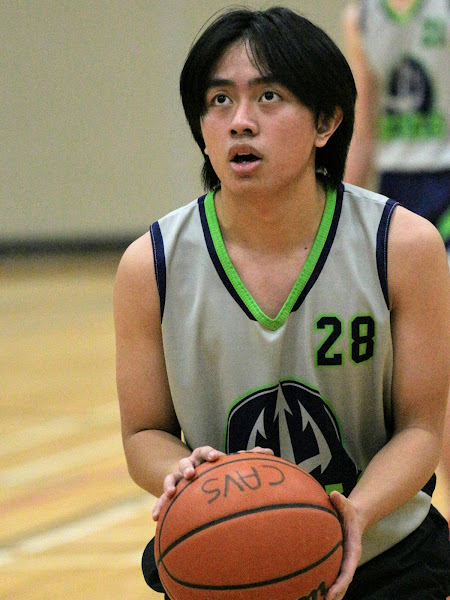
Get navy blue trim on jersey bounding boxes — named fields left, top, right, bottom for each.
left=292, top=183, right=344, bottom=312
left=150, top=221, right=166, bottom=322
left=376, top=199, right=398, bottom=309
left=198, top=194, right=257, bottom=321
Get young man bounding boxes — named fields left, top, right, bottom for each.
left=114, top=7, right=450, bottom=599
left=343, top=0, right=449, bottom=251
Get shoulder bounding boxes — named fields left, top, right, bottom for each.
left=389, top=206, right=447, bottom=265
left=116, top=233, right=154, bottom=287
left=388, top=206, right=449, bottom=309
left=114, top=232, right=159, bottom=326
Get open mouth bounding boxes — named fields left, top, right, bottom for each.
left=232, top=153, right=259, bottom=163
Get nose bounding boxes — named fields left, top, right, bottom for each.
left=230, top=100, right=258, bottom=136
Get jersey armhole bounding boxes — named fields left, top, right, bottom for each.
left=149, top=221, right=166, bottom=322
left=376, top=199, right=399, bottom=309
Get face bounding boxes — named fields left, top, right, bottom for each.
left=200, top=41, right=332, bottom=198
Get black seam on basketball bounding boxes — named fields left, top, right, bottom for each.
left=157, top=502, right=339, bottom=565
left=160, top=539, right=343, bottom=590
left=156, top=456, right=329, bottom=557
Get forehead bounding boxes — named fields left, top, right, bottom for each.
left=209, top=39, right=268, bottom=81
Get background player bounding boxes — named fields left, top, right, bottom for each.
left=343, top=0, right=449, bottom=253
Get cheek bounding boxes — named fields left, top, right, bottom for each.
left=277, top=127, right=317, bottom=158
left=201, top=112, right=221, bottom=137
left=272, top=112, right=317, bottom=145
left=201, top=119, right=219, bottom=154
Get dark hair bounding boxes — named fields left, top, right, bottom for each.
left=180, top=6, right=356, bottom=190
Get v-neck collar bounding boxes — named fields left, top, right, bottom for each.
left=382, top=0, right=423, bottom=24
left=199, top=186, right=342, bottom=331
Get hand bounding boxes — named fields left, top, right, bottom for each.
left=325, top=491, right=363, bottom=600
left=152, top=446, right=274, bottom=520
left=152, top=446, right=224, bottom=520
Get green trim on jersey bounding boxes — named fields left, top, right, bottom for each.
left=204, top=188, right=337, bottom=331
left=382, top=0, right=423, bottom=24
left=436, top=206, right=450, bottom=242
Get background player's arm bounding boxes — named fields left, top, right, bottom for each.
left=343, top=2, right=379, bottom=187
left=327, top=208, right=450, bottom=600
left=113, top=233, right=192, bottom=498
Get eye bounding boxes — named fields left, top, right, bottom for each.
left=260, top=91, right=280, bottom=103
left=211, top=93, right=231, bottom=106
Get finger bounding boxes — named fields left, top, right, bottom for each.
left=152, top=473, right=182, bottom=520
left=191, top=446, right=224, bottom=464
left=252, top=446, right=274, bottom=455
left=326, top=492, right=361, bottom=600
left=237, top=447, right=274, bottom=455
left=177, top=447, right=224, bottom=480
left=325, top=573, right=351, bottom=600
left=152, top=494, right=168, bottom=521
left=325, top=551, right=358, bottom=600
left=328, top=490, right=347, bottom=516
left=177, top=457, right=197, bottom=479
left=152, top=498, right=162, bottom=521
left=325, top=554, right=354, bottom=600
left=325, top=555, right=357, bottom=600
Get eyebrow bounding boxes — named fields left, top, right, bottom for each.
left=206, top=75, right=278, bottom=91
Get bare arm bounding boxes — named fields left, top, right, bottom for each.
left=343, top=2, right=379, bottom=187
left=327, top=209, right=450, bottom=600
left=114, top=235, right=274, bottom=518
left=113, top=233, right=192, bottom=498
left=350, top=208, right=449, bottom=526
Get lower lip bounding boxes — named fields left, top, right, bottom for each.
left=230, top=159, right=262, bottom=175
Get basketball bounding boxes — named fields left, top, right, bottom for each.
left=154, top=453, right=343, bottom=600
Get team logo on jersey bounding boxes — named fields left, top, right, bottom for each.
left=379, top=57, right=446, bottom=141
left=225, top=380, right=361, bottom=495
left=387, top=56, right=432, bottom=114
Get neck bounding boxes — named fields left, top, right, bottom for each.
left=214, top=177, right=328, bottom=254
left=387, top=0, right=417, bottom=13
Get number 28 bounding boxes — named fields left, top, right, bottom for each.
left=316, top=315, right=375, bottom=366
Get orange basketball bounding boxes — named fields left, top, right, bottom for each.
left=154, top=453, right=343, bottom=600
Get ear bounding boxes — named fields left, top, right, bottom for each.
left=204, top=147, right=209, bottom=156
left=315, top=107, right=343, bottom=148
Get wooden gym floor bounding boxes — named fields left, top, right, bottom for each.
left=1, top=252, right=448, bottom=600
left=0, top=253, right=160, bottom=600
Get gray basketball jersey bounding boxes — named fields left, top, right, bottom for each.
left=360, top=0, right=450, bottom=171
left=150, top=183, right=434, bottom=564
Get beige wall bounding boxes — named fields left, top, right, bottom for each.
left=2, top=1, right=349, bottom=243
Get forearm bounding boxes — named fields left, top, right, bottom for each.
left=349, top=425, right=442, bottom=533
left=123, top=429, right=192, bottom=497
left=344, top=136, right=375, bottom=188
